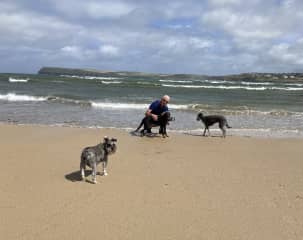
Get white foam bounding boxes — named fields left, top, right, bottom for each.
left=162, top=84, right=303, bottom=91
left=60, top=75, right=121, bottom=80
left=240, top=81, right=273, bottom=85
left=285, top=83, right=303, bottom=87
left=0, top=93, right=47, bottom=102
left=91, top=102, right=147, bottom=109
left=101, top=81, right=122, bottom=84
left=203, top=80, right=236, bottom=84
left=162, top=84, right=267, bottom=90
left=9, top=77, right=29, bottom=83
left=271, top=87, right=303, bottom=91
left=174, top=128, right=303, bottom=139
left=90, top=101, right=188, bottom=110
left=159, top=79, right=193, bottom=83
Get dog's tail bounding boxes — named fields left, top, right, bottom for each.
left=134, top=119, right=144, bottom=132
left=134, top=123, right=143, bottom=132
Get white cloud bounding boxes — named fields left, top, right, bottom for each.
left=53, top=0, right=135, bottom=19
left=202, top=9, right=282, bottom=40
left=269, top=40, right=303, bottom=65
left=209, top=0, right=242, bottom=7
left=86, top=1, right=135, bottom=18
left=99, top=45, right=119, bottom=56
left=0, top=0, right=303, bottom=74
left=60, top=46, right=87, bottom=60
left=0, top=11, right=82, bottom=44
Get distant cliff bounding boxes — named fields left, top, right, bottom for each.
left=38, top=67, right=303, bottom=81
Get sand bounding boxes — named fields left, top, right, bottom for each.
left=1, top=124, right=303, bottom=240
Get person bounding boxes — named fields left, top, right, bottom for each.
left=139, top=95, right=170, bottom=134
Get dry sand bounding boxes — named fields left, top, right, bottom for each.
left=1, top=124, right=303, bottom=240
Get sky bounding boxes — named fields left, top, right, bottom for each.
left=0, top=0, right=303, bottom=75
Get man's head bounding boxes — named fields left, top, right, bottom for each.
left=160, top=95, right=170, bottom=106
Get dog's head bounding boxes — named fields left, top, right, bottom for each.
left=161, top=111, right=175, bottom=125
left=103, top=136, right=117, bottom=154
left=196, top=112, right=203, bottom=121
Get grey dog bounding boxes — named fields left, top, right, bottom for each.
left=80, top=137, right=117, bottom=184
left=196, top=112, right=231, bottom=137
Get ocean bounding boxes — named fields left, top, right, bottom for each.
left=1, top=72, right=303, bottom=138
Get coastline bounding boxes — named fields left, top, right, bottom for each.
left=1, top=123, right=303, bottom=240
left=1, top=121, right=303, bottom=139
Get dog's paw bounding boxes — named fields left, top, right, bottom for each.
left=102, top=171, right=108, bottom=176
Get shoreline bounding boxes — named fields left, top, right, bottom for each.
left=1, top=121, right=303, bottom=139
left=1, top=123, right=303, bottom=239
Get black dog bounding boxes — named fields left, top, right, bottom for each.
left=196, top=112, right=231, bottom=137
left=80, top=137, right=117, bottom=184
left=134, top=111, right=174, bottom=137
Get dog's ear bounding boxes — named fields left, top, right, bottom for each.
left=197, top=112, right=202, bottom=121
left=104, top=136, right=109, bottom=143
left=111, top=138, right=117, bottom=142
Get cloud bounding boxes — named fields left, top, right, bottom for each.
left=53, top=0, right=135, bottom=19
left=99, top=45, right=119, bottom=56
left=0, top=0, right=303, bottom=74
left=269, top=39, right=303, bottom=65
left=202, top=8, right=283, bottom=40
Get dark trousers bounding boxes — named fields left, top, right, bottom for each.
left=143, top=116, right=160, bottom=133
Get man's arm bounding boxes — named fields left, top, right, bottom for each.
left=145, top=109, right=158, bottom=121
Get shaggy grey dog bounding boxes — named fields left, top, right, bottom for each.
left=80, top=137, right=117, bottom=184
left=196, top=112, right=231, bottom=137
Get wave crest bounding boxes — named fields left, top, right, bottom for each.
left=0, top=93, right=46, bottom=102
left=9, top=77, right=29, bottom=83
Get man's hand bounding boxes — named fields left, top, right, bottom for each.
left=151, top=114, right=158, bottom=121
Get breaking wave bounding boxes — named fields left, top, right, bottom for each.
left=60, top=75, right=122, bottom=80
left=0, top=93, right=46, bottom=101
left=91, top=102, right=188, bottom=110
left=162, top=84, right=303, bottom=91
left=159, top=79, right=193, bottom=83
left=1, top=93, right=302, bottom=118
left=9, top=77, right=29, bottom=83
left=101, top=81, right=122, bottom=84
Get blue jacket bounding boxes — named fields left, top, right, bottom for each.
left=149, top=100, right=168, bottom=115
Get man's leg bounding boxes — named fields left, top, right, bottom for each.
left=143, top=116, right=153, bottom=133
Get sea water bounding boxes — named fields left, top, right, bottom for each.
left=0, top=73, right=303, bottom=138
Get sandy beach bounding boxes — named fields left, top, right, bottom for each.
left=1, top=124, right=303, bottom=240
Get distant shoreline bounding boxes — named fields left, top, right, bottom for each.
left=37, top=66, right=303, bottom=82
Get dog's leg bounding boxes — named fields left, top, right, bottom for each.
left=203, top=127, right=207, bottom=136
left=159, top=125, right=164, bottom=137
left=102, top=161, right=108, bottom=176
left=221, top=127, right=226, bottom=138
left=92, top=162, right=97, bottom=184
left=80, top=160, right=86, bottom=180
left=219, top=122, right=227, bottom=138
left=163, top=125, right=168, bottom=138
left=207, top=127, right=211, bottom=136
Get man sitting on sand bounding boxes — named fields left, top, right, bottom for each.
left=135, top=95, right=170, bottom=134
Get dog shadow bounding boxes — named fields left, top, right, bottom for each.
left=65, top=170, right=93, bottom=182
left=65, top=170, right=84, bottom=182
left=184, top=132, right=225, bottom=138
left=65, top=170, right=107, bottom=184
